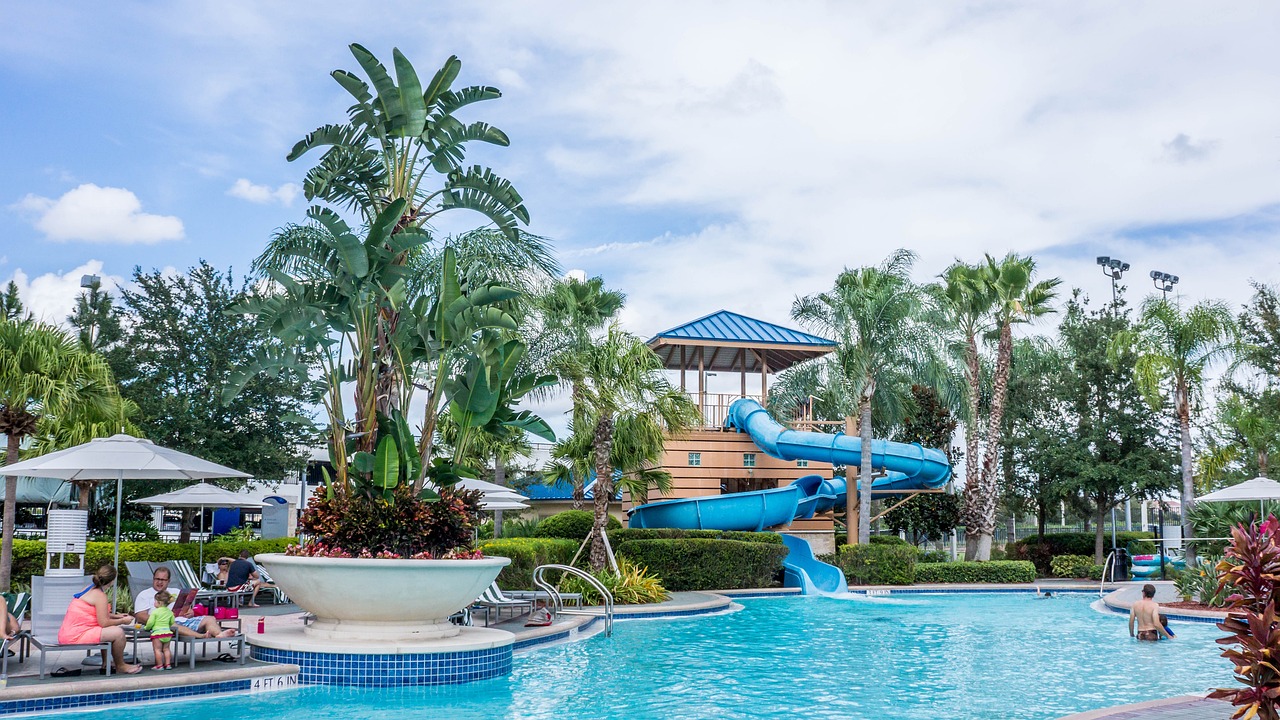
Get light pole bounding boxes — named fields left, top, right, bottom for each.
left=1096, top=256, right=1129, bottom=306
left=1149, top=270, right=1179, bottom=301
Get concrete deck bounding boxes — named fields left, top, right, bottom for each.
left=1100, top=581, right=1227, bottom=622
left=1057, top=695, right=1233, bottom=719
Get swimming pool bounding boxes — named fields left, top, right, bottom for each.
left=46, top=593, right=1229, bottom=720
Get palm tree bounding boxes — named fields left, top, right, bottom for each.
left=536, top=276, right=625, bottom=505
left=556, top=324, right=699, bottom=569
left=544, top=404, right=683, bottom=511
left=790, top=249, right=946, bottom=546
left=0, top=320, right=120, bottom=590
left=1118, top=297, right=1237, bottom=563
left=933, top=261, right=996, bottom=546
left=964, top=253, right=1060, bottom=560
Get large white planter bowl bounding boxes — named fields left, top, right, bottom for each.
left=256, top=553, right=510, bottom=641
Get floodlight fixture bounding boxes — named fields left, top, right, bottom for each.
left=1151, top=269, right=1180, bottom=299
left=1096, top=255, right=1129, bottom=305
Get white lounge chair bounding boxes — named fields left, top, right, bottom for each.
left=20, top=575, right=115, bottom=679
left=473, top=583, right=534, bottom=625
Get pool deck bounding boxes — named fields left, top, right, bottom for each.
left=1057, top=695, right=1233, bottom=719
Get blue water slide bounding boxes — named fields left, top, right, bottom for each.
left=626, top=399, right=952, bottom=594
left=627, top=485, right=801, bottom=532
left=725, top=399, right=951, bottom=491
left=781, top=534, right=849, bottom=594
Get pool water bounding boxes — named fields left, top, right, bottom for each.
left=55, top=594, right=1229, bottom=720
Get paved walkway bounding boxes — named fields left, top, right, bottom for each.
left=1058, top=695, right=1233, bottom=719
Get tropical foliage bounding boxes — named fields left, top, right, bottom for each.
left=1115, top=297, right=1237, bottom=563
left=0, top=319, right=130, bottom=590
left=1209, top=516, right=1280, bottom=718
left=230, top=45, right=555, bottom=557
left=779, top=249, right=947, bottom=545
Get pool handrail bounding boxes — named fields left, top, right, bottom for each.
left=533, top=564, right=613, bottom=637
left=1099, top=550, right=1117, bottom=596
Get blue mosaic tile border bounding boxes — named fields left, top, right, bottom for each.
left=0, top=679, right=248, bottom=717
left=250, top=645, right=512, bottom=686
left=717, top=590, right=802, bottom=599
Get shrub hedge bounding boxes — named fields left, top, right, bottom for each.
left=919, top=550, right=950, bottom=564
left=10, top=538, right=298, bottom=587
left=615, top=538, right=789, bottom=591
left=1049, top=554, right=1096, bottom=579
left=836, top=544, right=917, bottom=585
left=915, top=560, right=1036, bottom=584
left=1012, top=532, right=1154, bottom=573
left=869, top=535, right=911, bottom=546
left=609, top=528, right=783, bottom=545
left=478, top=537, right=579, bottom=589
left=532, top=510, right=621, bottom=540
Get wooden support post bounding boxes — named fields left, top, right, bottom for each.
left=739, top=348, right=746, bottom=397
left=698, top=347, right=706, bottom=423
left=871, top=493, right=921, bottom=524
left=680, top=346, right=686, bottom=391
left=760, top=352, right=768, bottom=402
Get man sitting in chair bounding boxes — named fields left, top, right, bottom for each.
left=133, top=567, right=235, bottom=639
left=226, top=550, right=277, bottom=608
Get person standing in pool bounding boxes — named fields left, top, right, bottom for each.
left=1129, top=584, right=1173, bottom=642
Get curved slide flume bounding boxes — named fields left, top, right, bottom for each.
left=628, top=399, right=953, bottom=595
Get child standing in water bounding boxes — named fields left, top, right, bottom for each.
left=145, top=591, right=176, bottom=669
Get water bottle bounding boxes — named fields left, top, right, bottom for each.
left=257, top=616, right=265, bottom=634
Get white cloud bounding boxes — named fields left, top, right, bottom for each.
left=5, top=260, right=124, bottom=326
left=227, top=178, right=301, bottom=206
left=15, top=184, right=184, bottom=244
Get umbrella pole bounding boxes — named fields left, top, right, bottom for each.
left=112, top=470, right=122, bottom=612
left=199, top=504, right=204, bottom=574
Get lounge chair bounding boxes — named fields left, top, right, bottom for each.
left=506, top=589, right=583, bottom=608
left=473, top=583, right=534, bottom=625
left=154, top=560, right=239, bottom=607
left=2, top=591, right=30, bottom=663
left=14, top=575, right=115, bottom=679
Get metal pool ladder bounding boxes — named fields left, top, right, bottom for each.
left=1099, top=550, right=1117, bottom=596
left=533, top=564, right=614, bottom=637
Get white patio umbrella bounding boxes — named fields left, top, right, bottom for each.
left=133, top=483, right=265, bottom=571
left=478, top=496, right=530, bottom=539
left=1196, top=476, right=1280, bottom=515
left=0, top=435, right=250, bottom=599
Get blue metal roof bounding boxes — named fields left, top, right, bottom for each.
left=520, top=474, right=622, bottom=501
left=651, top=310, right=834, bottom=347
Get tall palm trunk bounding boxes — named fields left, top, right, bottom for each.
left=969, top=322, right=1014, bottom=561
left=858, top=389, right=874, bottom=545
left=1177, top=384, right=1196, bottom=565
left=1, top=432, right=20, bottom=591
left=75, top=481, right=93, bottom=511
left=960, top=332, right=985, bottom=557
left=589, top=414, right=615, bottom=571
left=570, top=381, right=587, bottom=510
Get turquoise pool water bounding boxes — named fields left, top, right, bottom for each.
left=55, top=594, right=1228, bottom=720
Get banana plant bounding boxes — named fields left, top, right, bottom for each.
left=288, top=44, right=529, bottom=243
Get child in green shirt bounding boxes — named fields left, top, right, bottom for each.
left=145, top=590, right=176, bottom=670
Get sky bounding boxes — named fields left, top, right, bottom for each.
left=3, top=1, right=1279, bottom=434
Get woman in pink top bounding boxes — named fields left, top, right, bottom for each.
left=58, top=565, right=142, bottom=674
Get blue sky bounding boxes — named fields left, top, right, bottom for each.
left=3, top=0, right=1279, bottom=351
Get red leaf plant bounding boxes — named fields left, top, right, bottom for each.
left=1209, top=515, right=1280, bottom=719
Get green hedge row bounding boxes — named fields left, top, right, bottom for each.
left=615, top=538, right=789, bottom=591
left=532, top=510, right=622, bottom=540
left=478, top=537, right=580, bottom=589
left=836, top=544, right=917, bottom=585
left=915, top=560, right=1037, bottom=583
left=10, top=538, right=298, bottom=588
left=1049, top=554, right=1096, bottom=579
left=1011, top=532, right=1155, bottom=573
left=609, top=528, right=783, bottom=545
